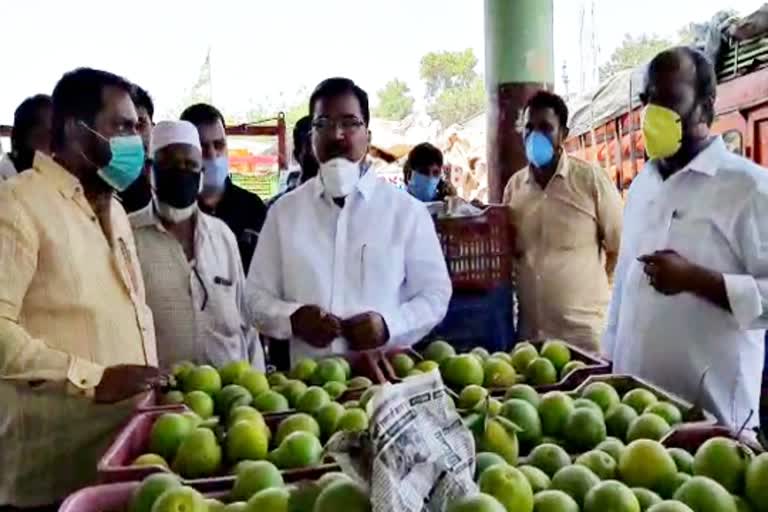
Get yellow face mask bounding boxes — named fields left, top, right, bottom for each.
left=642, top=104, right=683, bottom=159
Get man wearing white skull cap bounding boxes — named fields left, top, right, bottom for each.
left=130, top=120, right=264, bottom=370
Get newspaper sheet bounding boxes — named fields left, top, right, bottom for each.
left=325, top=370, right=477, bottom=512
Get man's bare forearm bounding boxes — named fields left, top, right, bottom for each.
left=688, top=264, right=731, bottom=312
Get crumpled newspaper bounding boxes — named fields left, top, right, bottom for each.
left=325, top=371, right=478, bottom=512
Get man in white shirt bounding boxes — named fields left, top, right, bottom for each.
left=604, top=47, right=768, bottom=430
left=0, top=94, right=52, bottom=180
left=131, top=121, right=264, bottom=370
left=246, top=77, right=452, bottom=363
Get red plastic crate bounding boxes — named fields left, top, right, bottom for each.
left=573, top=374, right=718, bottom=428
left=62, top=465, right=341, bottom=512
left=135, top=390, right=191, bottom=413
left=139, top=352, right=385, bottom=414
left=97, top=410, right=339, bottom=485
left=380, top=342, right=610, bottom=393
left=436, top=205, right=515, bottom=291
left=662, top=425, right=764, bottom=454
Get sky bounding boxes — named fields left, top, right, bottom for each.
left=0, top=0, right=765, bottom=126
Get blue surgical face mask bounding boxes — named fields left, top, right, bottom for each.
left=79, top=122, right=145, bottom=192
left=525, top=130, right=555, bottom=168
left=407, top=171, right=440, bottom=202
left=202, top=155, right=229, bottom=192
left=98, top=136, right=145, bottom=191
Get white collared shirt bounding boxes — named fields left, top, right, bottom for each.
left=604, top=136, right=768, bottom=429
left=0, top=153, right=17, bottom=180
left=131, top=206, right=264, bottom=370
left=245, top=166, right=452, bottom=364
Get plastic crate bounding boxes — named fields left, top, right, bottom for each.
left=98, top=410, right=339, bottom=485
left=378, top=348, right=423, bottom=383
left=135, top=390, right=190, bottom=413
left=573, top=374, right=718, bottom=427
left=61, top=465, right=340, bottom=512
left=436, top=205, right=514, bottom=291
left=483, top=341, right=610, bottom=394
left=430, top=286, right=515, bottom=353
left=662, top=425, right=764, bottom=454
left=141, top=352, right=385, bottom=416
left=381, top=342, right=609, bottom=393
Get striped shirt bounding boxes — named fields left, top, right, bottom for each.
left=131, top=206, right=264, bottom=370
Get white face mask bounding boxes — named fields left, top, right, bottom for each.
left=154, top=198, right=197, bottom=223
left=319, top=157, right=362, bottom=198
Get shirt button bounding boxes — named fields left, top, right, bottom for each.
left=80, top=378, right=88, bottom=385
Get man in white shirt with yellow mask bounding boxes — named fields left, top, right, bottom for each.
left=246, top=77, right=452, bottom=364
left=131, top=120, right=264, bottom=370
left=604, top=47, right=768, bottom=431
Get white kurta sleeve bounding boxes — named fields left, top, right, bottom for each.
left=245, top=210, right=303, bottom=340
left=232, top=236, right=265, bottom=370
left=384, top=206, right=452, bottom=347
left=725, top=186, right=768, bottom=330
left=602, top=252, right=627, bottom=361
left=601, top=187, right=639, bottom=361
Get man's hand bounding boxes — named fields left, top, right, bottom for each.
left=290, top=305, right=342, bottom=348
left=638, top=250, right=697, bottom=295
left=95, top=364, right=167, bottom=404
left=343, top=312, right=389, bottom=351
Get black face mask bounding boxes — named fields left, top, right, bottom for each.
left=153, top=168, right=201, bottom=208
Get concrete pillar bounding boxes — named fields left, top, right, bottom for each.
left=485, top=0, right=554, bottom=202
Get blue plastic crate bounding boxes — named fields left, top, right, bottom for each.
left=429, top=286, right=515, bottom=353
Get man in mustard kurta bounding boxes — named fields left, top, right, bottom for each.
left=504, top=91, right=623, bottom=353
left=0, top=68, right=162, bottom=509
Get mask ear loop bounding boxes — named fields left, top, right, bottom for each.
left=76, top=120, right=110, bottom=168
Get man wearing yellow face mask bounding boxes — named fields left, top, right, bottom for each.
left=603, top=47, right=768, bottom=432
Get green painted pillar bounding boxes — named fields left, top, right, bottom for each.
left=485, top=0, right=554, bottom=202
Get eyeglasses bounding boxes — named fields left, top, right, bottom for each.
left=312, top=116, right=365, bottom=133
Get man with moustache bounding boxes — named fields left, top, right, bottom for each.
left=245, top=77, right=452, bottom=364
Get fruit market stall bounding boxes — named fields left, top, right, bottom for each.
left=61, top=337, right=768, bottom=512
left=69, top=365, right=768, bottom=512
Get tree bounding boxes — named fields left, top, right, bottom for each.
left=421, top=49, right=479, bottom=98
left=599, top=34, right=673, bottom=81
left=375, top=79, right=414, bottom=121
left=599, top=10, right=740, bottom=83
left=420, top=48, right=486, bottom=128
left=428, top=78, right=485, bottom=128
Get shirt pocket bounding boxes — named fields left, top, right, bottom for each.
left=667, top=212, right=735, bottom=269
left=204, top=274, right=243, bottom=338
